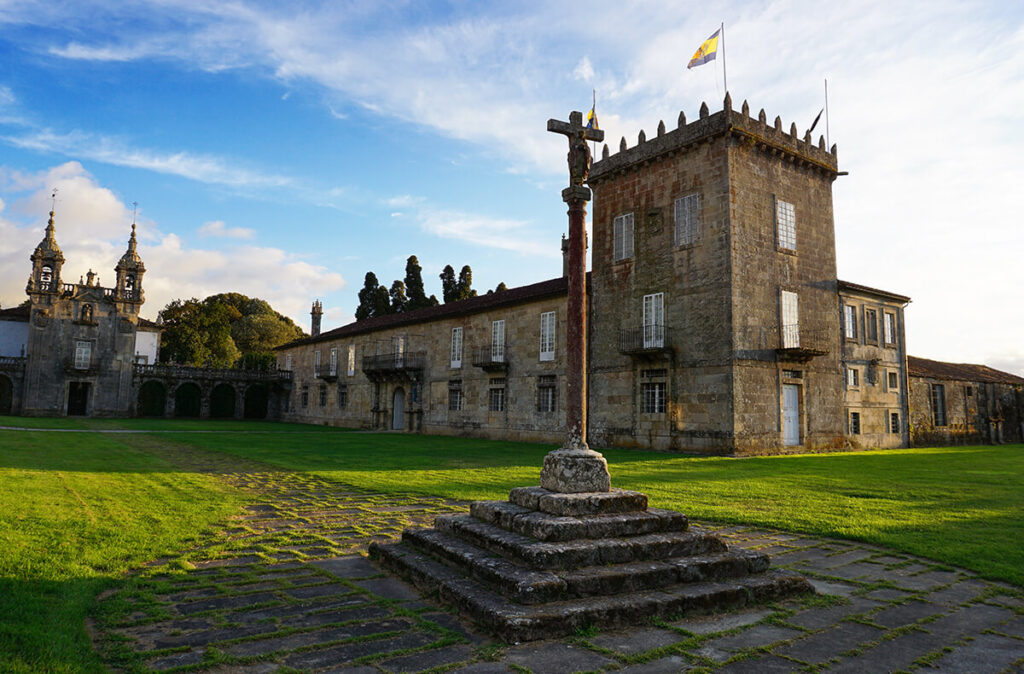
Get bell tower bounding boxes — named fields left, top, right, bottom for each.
left=115, top=222, right=146, bottom=314
left=26, top=205, right=65, bottom=301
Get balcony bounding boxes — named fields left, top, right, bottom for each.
left=775, top=324, right=830, bottom=362
left=362, top=351, right=426, bottom=380
left=619, top=324, right=673, bottom=358
left=472, top=345, right=508, bottom=372
left=133, top=363, right=293, bottom=383
left=0, top=356, right=26, bottom=372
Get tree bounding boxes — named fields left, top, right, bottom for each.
left=389, top=280, right=408, bottom=313
left=494, top=282, right=508, bottom=293
left=439, top=265, right=457, bottom=304
left=356, top=272, right=384, bottom=320
left=403, top=255, right=436, bottom=311
left=456, top=265, right=477, bottom=301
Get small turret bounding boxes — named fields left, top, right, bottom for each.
left=115, top=222, right=146, bottom=305
left=310, top=299, right=323, bottom=337
left=27, top=207, right=65, bottom=295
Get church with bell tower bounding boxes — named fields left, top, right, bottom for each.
left=0, top=207, right=161, bottom=416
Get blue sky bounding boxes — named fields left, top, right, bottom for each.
left=1, top=0, right=1022, bottom=374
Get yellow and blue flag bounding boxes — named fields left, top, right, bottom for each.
left=687, top=29, right=720, bottom=70
left=586, top=106, right=599, bottom=131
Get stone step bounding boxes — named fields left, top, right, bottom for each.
left=509, top=486, right=648, bottom=517
left=469, top=500, right=688, bottom=542
left=434, top=514, right=727, bottom=570
left=369, top=540, right=813, bottom=643
left=403, top=526, right=767, bottom=604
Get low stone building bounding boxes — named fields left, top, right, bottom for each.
left=908, top=356, right=1024, bottom=445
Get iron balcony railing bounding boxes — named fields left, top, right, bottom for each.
left=133, top=364, right=293, bottom=381
left=362, top=351, right=426, bottom=373
left=0, top=356, right=26, bottom=371
left=618, top=324, right=672, bottom=354
left=471, top=344, right=508, bottom=368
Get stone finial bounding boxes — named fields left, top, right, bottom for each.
left=758, top=109, right=767, bottom=124
left=638, top=129, right=646, bottom=144
left=830, top=143, right=838, bottom=156
left=723, top=91, right=732, bottom=111
left=602, top=144, right=610, bottom=159
left=620, top=136, right=627, bottom=152
left=790, top=122, right=798, bottom=137
left=699, top=101, right=709, bottom=118
left=741, top=100, right=750, bottom=117
left=774, top=116, right=782, bottom=131
left=818, top=136, right=825, bottom=150
left=677, top=110, right=686, bottom=127
left=803, top=130, right=811, bottom=143
left=657, top=120, right=665, bottom=136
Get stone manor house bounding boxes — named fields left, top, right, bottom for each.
left=275, top=96, right=1023, bottom=452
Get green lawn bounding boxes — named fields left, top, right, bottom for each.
left=1, top=418, right=1022, bottom=671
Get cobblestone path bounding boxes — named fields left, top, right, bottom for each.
left=95, top=439, right=1024, bottom=673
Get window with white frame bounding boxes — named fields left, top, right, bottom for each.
left=285, top=354, right=293, bottom=371
left=844, top=305, right=858, bottom=340
left=314, top=350, right=321, bottom=377
left=776, top=198, right=796, bottom=250
left=613, top=213, right=634, bottom=261
left=537, top=375, right=557, bottom=412
left=642, top=382, right=667, bottom=414
left=642, top=293, right=665, bottom=348
left=448, top=380, right=463, bottom=411
left=74, top=341, right=91, bottom=370
left=329, top=348, right=338, bottom=376
left=347, top=345, right=355, bottom=376
left=884, top=312, right=897, bottom=345
left=780, top=290, right=799, bottom=348
left=489, top=378, right=506, bottom=412
left=846, top=366, right=860, bottom=387
left=491, top=320, right=505, bottom=362
left=673, top=194, right=699, bottom=246
left=539, top=311, right=555, bottom=361
left=450, top=327, right=463, bottom=368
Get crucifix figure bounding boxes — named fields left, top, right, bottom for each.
left=541, top=111, right=610, bottom=494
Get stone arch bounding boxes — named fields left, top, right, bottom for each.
left=0, top=374, right=12, bottom=415
left=137, top=380, right=166, bottom=417
left=174, top=382, right=202, bottom=418
left=210, top=383, right=236, bottom=419
left=244, top=384, right=269, bottom=419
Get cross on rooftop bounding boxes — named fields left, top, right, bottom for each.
left=547, top=111, right=604, bottom=187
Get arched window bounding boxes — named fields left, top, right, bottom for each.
left=40, top=265, right=53, bottom=285
left=125, top=274, right=135, bottom=292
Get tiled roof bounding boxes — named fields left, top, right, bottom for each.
left=139, top=317, right=161, bottom=330
left=0, top=305, right=29, bottom=320
left=838, top=280, right=911, bottom=303
left=908, top=356, right=1024, bottom=385
left=278, top=274, right=579, bottom=350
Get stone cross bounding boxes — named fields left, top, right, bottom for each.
left=540, top=112, right=611, bottom=494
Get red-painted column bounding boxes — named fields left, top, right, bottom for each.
left=563, top=186, right=589, bottom=449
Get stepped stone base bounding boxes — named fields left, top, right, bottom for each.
left=369, top=486, right=813, bottom=643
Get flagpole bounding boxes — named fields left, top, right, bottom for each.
left=592, top=88, right=597, bottom=158
left=824, top=78, right=830, bottom=148
left=720, top=22, right=728, bottom=93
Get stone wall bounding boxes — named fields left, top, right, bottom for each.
left=909, top=376, right=1023, bottom=446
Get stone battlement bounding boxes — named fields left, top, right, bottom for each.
left=589, top=92, right=838, bottom=182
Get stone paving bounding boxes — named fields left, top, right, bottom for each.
left=94, top=442, right=1024, bottom=673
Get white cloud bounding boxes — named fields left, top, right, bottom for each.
left=573, top=56, right=594, bottom=83
left=198, top=220, right=255, bottom=239
left=418, top=208, right=556, bottom=258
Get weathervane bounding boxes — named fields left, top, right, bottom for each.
left=132, top=201, right=138, bottom=225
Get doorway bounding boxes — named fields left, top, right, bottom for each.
left=392, top=388, right=405, bottom=430
left=782, top=383, right=800, bottom=446
left=68, top=382, right=90, bottom=416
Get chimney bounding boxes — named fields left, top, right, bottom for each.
left=310, top=299, right=323, bottom=337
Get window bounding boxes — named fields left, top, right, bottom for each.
left=74, top=341, right=91, bottom=370
left=539, top=312, right=556, bottom=361
left=642, top=382, right=667, bottom=414
left=338, top=384, right=348, bottom=408
left=930, top=384, right=947, bottom=426
left=491, top=320, right=505, bottom=363
left=966, top=386, right=973, bottom=397
left=849, top=411, right=861, bottom=434
left=411, top=382, right=421, bottom=403
left=394, top=336, right=405, bottom=367
left=489, top=380, right=506, bottom=412
left=865, top=308, right=878, bottom=342
left=776, top=198, right=796, bottom=250
left=329, top=348, right=338, bottom=376
left=642, top=293, right=665, bottom=348
left=301, top=385, right=309, bottom=408
left=781, top=290, right=799, bottom=348
left=884, top=313, right=897, bottom=345
left=40, top=265, right=53, bottom=284
left=846, top=366, right=859, bottom=387
left=314, top=350, right=321, bottom=377
left=319, top=384, right=327, bottom=407
left=782, top=369, right=803, bottom=378
left=347, top=345, right=355, bottom=376
left=844, top=305, right=858, bottom=340
left=613, top=213, right=634, bottom=261
left=448, top=380, right=463, bottom=411
left=887, top=371, right=899, bottom=391
left=285, top=354, right=293, bottom=371
left=890, top=412, right=900, bottom=434
left=537, top=375, right=557, bottom=413
left=674, top=194, right=699, bottom=246
left=450, top=327, right=463, bottom=368
left=134, top=354, right=148, bottom=365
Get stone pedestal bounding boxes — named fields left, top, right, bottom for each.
left=539, top=448, right=610, bottom=493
